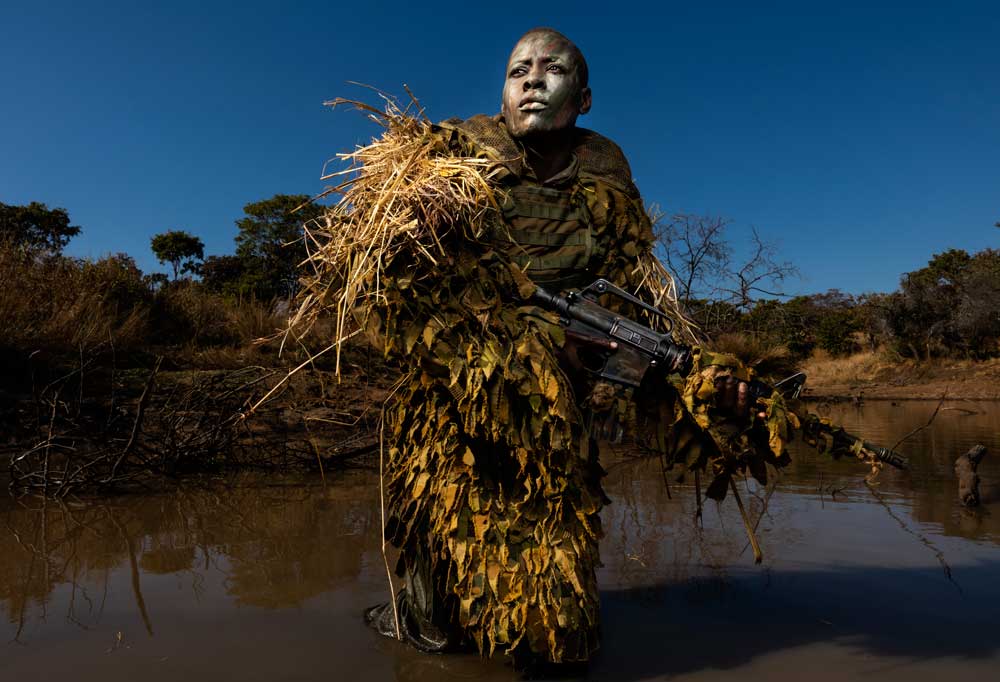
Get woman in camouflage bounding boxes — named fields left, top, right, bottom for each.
left=360, top=28, right=774, bottom=667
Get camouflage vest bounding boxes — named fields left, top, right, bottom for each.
left=439, top=115, right=639, bottom=292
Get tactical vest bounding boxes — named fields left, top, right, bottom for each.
left=439, top=115, right=639, bottom=293
left=495, top=182, right=596, bottom=291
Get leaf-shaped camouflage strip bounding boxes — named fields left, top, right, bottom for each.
left=371, top=259, right=605, bottom=662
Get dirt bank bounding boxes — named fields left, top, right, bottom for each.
left=799, top=352, right=1000, bottom=400
left=0, top=342, right=396, bottom=495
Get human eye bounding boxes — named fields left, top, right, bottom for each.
left=546, top=63, right=565, bottom=74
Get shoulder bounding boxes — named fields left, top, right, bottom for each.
left=436, top=116, right=642, bottom=198
left=572, top=128, right=640, bottom=199
left=434, top=114, right=522, bottom=170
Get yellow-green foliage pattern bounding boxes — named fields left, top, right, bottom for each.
left=300, top=104, right=805, bottom=663
left=359, top=120, right=684, bottom=661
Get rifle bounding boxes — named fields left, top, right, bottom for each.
left=531, top=278, right=909, bottom=470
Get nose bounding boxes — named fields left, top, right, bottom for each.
left=523, top=66, right=546, bottom=90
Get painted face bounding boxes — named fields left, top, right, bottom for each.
left=501, top=32, right=591, bottom=139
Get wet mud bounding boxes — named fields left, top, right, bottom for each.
left=2, top=401, right=999, bottom=681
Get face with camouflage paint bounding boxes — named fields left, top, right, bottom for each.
left=502, top=31, right=592, bottom=139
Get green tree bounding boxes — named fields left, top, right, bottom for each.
left=791, top=290, right=861, bottom=357
left=200, top=254, right=251, bottom=295
left=151, top=230, right=204, bottom=280
left=742, top=296, right=815, bottom=358
left=0, top=201, right=81, bottom=254
left=952, top=249, right=1000, bottom=356
left=80, top=253, right=151, bottom=313
left=877, top=248, right=1000, bottom=358
left=234, top=194, right=324, bottom=298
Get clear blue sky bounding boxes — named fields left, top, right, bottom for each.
left=2, top=0, right=997, bottom=296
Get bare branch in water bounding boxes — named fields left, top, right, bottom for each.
left=891, top=391, right=948, bottom=451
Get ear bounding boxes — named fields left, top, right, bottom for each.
left=579, top=87, right=592, bottom=115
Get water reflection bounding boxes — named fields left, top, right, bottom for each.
left=1, top=401, right=999, bottom=681
left=787, top=400, right=1000, bottom=542
left=1, top=472, right=379, bottom=644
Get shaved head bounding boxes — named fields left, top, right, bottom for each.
left=502, top=28, right=592, bottom=139
left=515, top=28, right=589, bottom=89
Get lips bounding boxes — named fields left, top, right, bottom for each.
left=519, top=98, right=547, bottom=111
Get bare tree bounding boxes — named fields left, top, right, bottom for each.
left=652, top=209, right=797, bottom=312
left=719, top=227, right=799, bottom=310
left=651, top=210, right=731, bottom=306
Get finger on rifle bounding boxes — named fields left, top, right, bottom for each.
left=714, top=375, right=736, bottom=412
left=736, top=380, right=749, bottom=417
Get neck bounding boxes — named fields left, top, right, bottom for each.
left=518, top=127, right=576, bottom=182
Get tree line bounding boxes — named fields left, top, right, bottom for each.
left=657, top=214, right=1000, bottom=361
left=147, top=194, right=325, bottom=299
left=3, top=199, right=997, bottom=361
left=0, top=195, right=323, bottom=357
left=1, top=194, right=323, bottom=299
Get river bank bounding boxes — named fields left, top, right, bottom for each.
left=0, top=340, right=393, bottom=496
left=800, top=351, right=1000, bottom=400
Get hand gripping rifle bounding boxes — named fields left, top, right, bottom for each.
left=531, top=278, right=908, bottom=470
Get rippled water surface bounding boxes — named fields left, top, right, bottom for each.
left=2, top=400, right=999, bottom=681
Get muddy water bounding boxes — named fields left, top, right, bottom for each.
left=2, top=401, right=999, bottom=681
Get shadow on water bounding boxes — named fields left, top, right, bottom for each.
left=594, top=561, right=1000, bottom=681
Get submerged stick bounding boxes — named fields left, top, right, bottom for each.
left=109, top=511, right=154, bottom=636
left=730, top=477, right=763, bottom=564
left=378, top=407, right=402, bottom=641
left=739, top=468, right=781, bottom=558
left=658, top=452, right=672, bottom=500
left=693, top=468, right=703, bottom=524
left=891, top=391, right=947, bottom=451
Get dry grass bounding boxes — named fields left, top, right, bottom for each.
left=155, top=283, right=287, bottom=348
left=800, top=349, right=896, bottom=388
left=800, top=348, right=1000, bottom=399
left=0, top=242, right=149, bottom=352
left=291, top=94, right=506, bottom=374
left=0, top=240, right=300, bottom=367
left=635, top=252, right=696, bottom=342
left=709, top=332, right=798, bottom=381
left=291, top=92, right=692, bottom=372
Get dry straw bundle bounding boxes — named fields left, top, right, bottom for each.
left=290, top=93, right=508, bottom=373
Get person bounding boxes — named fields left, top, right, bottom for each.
left=364, top=27, right=759, bottom=668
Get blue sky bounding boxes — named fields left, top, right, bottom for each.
left=2, top=1, right=997, bottom=296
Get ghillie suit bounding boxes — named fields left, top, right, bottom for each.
left=294, top=98, right=883, bottom=665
